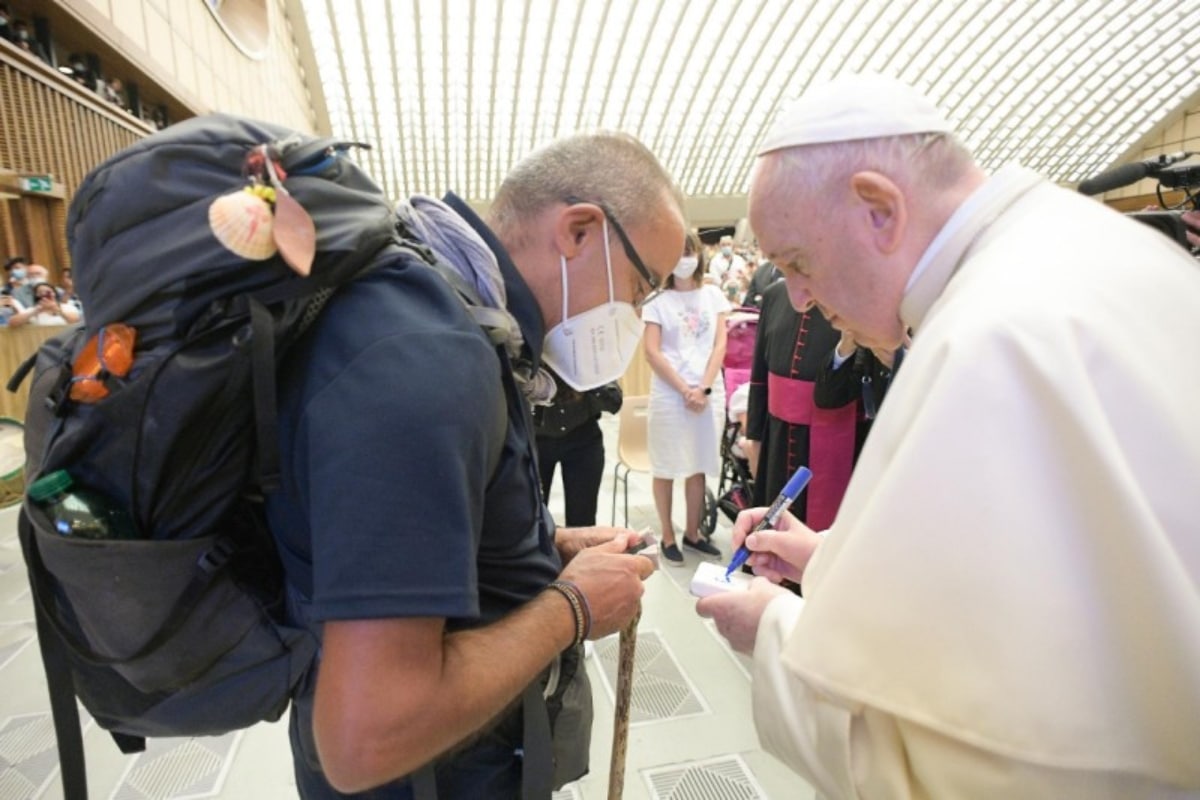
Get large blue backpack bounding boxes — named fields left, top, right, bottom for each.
left=13, top=114, right=464, bottom=799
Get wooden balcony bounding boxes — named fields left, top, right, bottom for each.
left=0, top=39, right=154, bottom=272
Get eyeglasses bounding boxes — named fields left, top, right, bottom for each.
left=564, top=196, right=664, bottom=308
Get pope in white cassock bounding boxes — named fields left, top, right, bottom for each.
left=697, top=73, right=1200, bottom=799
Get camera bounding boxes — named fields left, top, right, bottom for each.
left=1158, top=164, right=1200, bottom=191
left=1128, top=211, right=1193, bottom=251
left=1079, top=156, right=1199, bottom=246
left=1130, top=163, right=1200, bottom=253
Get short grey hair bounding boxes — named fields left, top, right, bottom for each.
left=488, top=132, right=684, bottom=250
left=756, top=132, right=977, bottom=210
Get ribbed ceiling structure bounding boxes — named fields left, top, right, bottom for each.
left=301, top=0, right=1200, bottom=207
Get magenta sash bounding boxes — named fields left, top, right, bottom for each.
left=766, top=372, right=857, bottom=530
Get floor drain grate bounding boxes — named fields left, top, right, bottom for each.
left=0, top=713, right=60, bottom=799
left=0, top=621, right=36, bottom=672
left=644, top=755, right=766, bottom=800
left=112, top=732, right=241, bottom=799
left=594, top=630, right=707, bottom=723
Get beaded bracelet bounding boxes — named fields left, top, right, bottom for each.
left=568, top=580, right=593, bottom=641
left=547, top=579, right=592, bottom=648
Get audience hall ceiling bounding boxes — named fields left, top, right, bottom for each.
left=300, top=0, right=1200, bottom=206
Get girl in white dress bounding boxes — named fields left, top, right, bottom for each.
left=642, top=233, right=730, bottom=564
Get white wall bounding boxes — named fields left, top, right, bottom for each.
left=57, top=0, right=320, bottom=134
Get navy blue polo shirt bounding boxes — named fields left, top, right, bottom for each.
left=267, top=227, right=560, bottom=629
left=265, top=198, right=570, bottom=798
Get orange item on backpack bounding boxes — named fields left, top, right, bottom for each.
left=69, top=323, right=137, bottom=403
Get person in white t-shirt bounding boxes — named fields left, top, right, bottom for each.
left=708, top=234, right=747, bottom=286
left=8, top=281, right=80, bottom=327
left=642, top=232, right=731, bottom=564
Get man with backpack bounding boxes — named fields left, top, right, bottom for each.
left=265, top=132, right=684, bottom=797
left=19, top=117, right=680, bottom=800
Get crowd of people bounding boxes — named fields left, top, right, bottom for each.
left=700, top=235, right=777, bottom=308
left=0, top=3, right=46, bottom=63
left=0, top=255, right=82, bottom=326
left=0, top=2, right=168, bottom=129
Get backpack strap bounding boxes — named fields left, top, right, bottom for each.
left=411, top=764, right=438, bottom=800
left=521, top=681, right=554, bottom=799
left=490, top=336, right=562, bottom=799
left=402, top=670, right=559, bottom=800
left=398, top=240, right=513, bottom=347
left=6, top=325, right=83, bottom=410
left=19, top=509, right=90, bottom=800
left=239, top=282, right=340, bottom=495
left=249, top=297, right=281, bottom=492
left=6, top=349, right=39, bottom=393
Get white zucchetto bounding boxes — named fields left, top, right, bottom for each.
left=758, top=73, right=953, bottom=155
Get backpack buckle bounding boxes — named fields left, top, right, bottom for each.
left=197, top=538, right=236, bottom=575
left=45, top=365, right=74, bottom=416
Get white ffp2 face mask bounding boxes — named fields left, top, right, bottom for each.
left=542, top=218, right=645, bottom=391
left=673, top=256, right=699, bottom=279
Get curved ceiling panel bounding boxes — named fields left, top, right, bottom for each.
left=301, top=0, right=1200, bottom=207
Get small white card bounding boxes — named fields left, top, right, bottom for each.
left=689, top=561, right=754, bottom=598
left=628, top=530, right=659, bottom=569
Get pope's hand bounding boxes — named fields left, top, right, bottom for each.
left=730, top=507, right=823, bottom=585
left=696, top=577, right=786, bottom=654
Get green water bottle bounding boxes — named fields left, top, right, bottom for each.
left=28, top=470, right=138, bottom=540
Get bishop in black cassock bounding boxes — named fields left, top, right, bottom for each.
left=746, top=281, right=857, bottom=530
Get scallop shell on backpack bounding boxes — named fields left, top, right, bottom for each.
left=208, top=190, right=278, bottom=260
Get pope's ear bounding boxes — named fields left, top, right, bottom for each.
left=849, top=171, right=906, bottom=254
left=554, top=202, right=605, bottom=260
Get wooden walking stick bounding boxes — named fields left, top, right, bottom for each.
left=608, top=604, right=641, bottom=800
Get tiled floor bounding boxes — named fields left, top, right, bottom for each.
left=0, top=414, right=815, bottom=799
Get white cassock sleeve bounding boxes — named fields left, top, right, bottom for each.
left=751, top=597, right=1200, bottom=800
left=752, top=594, right=859, bottom=798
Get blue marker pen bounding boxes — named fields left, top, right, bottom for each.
left=724, top=465, right=812, bottom=579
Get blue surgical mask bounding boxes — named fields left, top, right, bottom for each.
left=10, top=268, right=26, bottom=281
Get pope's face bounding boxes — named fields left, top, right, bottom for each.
left=749, top=158, right=908, bottom=351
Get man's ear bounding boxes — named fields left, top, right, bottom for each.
left=849, top=171, right=907, bottom=255
left=554, top=202, right=605, bottom=260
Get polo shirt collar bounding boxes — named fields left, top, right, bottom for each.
left=442, top=192, right=545, bottom=367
